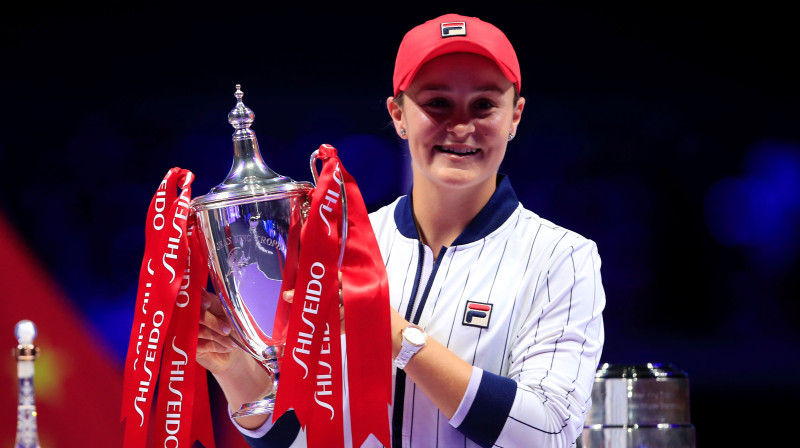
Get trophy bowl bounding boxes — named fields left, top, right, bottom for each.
left=191, top=85, right=314, bottom=418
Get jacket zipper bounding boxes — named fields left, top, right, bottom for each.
left=391, top=243, right=448, bottom=447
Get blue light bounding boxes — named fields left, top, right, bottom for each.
left=705, top=141, right=800, bottom=270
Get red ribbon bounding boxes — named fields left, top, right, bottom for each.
left=339, top=152, right=393, bottom=448
left=121, top=168, right=215, bottom=448
left=274, top=144, right=391, bottom=447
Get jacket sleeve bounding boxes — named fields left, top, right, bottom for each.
left=454, top=236, right=606, bottom=447
left=234, top=410, right=302, bottom=448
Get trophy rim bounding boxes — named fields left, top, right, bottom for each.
left=191, top=182, right=313, bottom=211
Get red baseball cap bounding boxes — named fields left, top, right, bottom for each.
left=392, top=13, right=521, bottom=96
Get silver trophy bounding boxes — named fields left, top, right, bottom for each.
left=14, top=320, right=41, bottom=448
left=192, top=85, right=345, bottom=418
left=580, top=362, right=696, bottom=448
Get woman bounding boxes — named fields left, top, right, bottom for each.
left=198, top=13, right=606, bottom=448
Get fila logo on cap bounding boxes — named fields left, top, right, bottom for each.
left=463, top=301, right=492, bottom=328
left=441, top=21, right=466, bottom=38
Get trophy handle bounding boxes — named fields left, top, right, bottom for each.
left=231, top=149, right=349, bottom=420
left=309, top=149, right=348, bottom=268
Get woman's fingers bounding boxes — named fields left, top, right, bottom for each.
left=198, top=316, right=228, bottom=338
left=201, top=289, right=228, bottom=316
left=340, top=303, right=346, bottom=335
left=196, top=333, right=233, bottom=353
left=198, top=330, right=238, bottom=353
left=200, top=302, right=232, bottom=336
left=338, top=271, right=343, bottom=305
left=279, top=272, right=345, bottom=333
left=199, top=292, right=241, bottom=351
left=338, top=270, right=345, bottom=334
left=282, top=271, right=342, bottom=305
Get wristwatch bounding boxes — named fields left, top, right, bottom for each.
left=393, top=324, right=428, bottom=369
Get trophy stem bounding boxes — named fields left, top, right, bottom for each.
left=231, top=361, right=280, bottom=419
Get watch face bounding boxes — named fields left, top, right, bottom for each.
left=404, top=326, right=427, bottom=346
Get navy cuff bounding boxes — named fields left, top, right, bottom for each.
left=241, top=411, right=301, bottom=448
left=455, top=371, right=516, bottom=448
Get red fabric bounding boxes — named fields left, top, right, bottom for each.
left=0, top=194, right=244, bottom=447
left=273, top=145, right=346, bottom=446
left=339, top=159, right=393, bottom=448
left=392, top=13, right=522, bottom=96
left=0, top=213, right=125, bottom=446
left=153, top=218, right=215, bottom=447
left=272, top=201, right=304, bottom=350
left=274, top=144, right=391, bottom=447
left=118, top=146, right=390, bottom=447
left=121, top=168, right=214, bottom=447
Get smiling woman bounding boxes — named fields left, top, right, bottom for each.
left=197, top=13, right=607, bottom=448
left=1, top=4, right=798, bottom=448
left=387, top=52, right=525, bottom=257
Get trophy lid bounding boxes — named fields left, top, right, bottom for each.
left=594, top=362, right=688, bottom=379
left=192, top=84, right=312, bottom=210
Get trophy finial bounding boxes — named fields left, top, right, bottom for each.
left=229, top=83, right=254, bottom=131
left=192, top=83, right=311, bottom=202
left=15, top=320, right=36, bottom=346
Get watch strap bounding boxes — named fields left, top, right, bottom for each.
left=393, top=325, right=427, bottom=369
left=393, top=346, right=415, bottom=369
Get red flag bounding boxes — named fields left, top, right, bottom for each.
left=0, top=194, right=246, bottom=448
left=0, top=212, right=124, bottom=447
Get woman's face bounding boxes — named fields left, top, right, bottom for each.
left=389, top=52, right=524, bottom=194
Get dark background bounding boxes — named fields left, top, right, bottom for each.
left=2, top=2, right=798, bottom=446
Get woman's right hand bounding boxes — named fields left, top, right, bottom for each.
left=197, top=289, right=273, bottom=429
left=197, top=289, right=247, bottom=374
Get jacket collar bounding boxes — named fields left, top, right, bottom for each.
left=394, top=174, right=519, bottom=245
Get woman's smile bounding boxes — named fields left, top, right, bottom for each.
left=435, top=145, right=480, bottom=156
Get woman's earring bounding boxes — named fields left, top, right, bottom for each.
left=508, top=133, right=515, bottom=141
left=400, top=128, right=407, bottom=137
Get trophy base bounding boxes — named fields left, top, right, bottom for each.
left=232, top=397, right=275, bottom=418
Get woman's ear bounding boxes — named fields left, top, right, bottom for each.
left=387, top=96, right=406, bottom=138
left=510, top=96, right=525, bottom=137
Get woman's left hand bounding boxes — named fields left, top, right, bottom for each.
left=282, top=271, right=345, bottom=334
